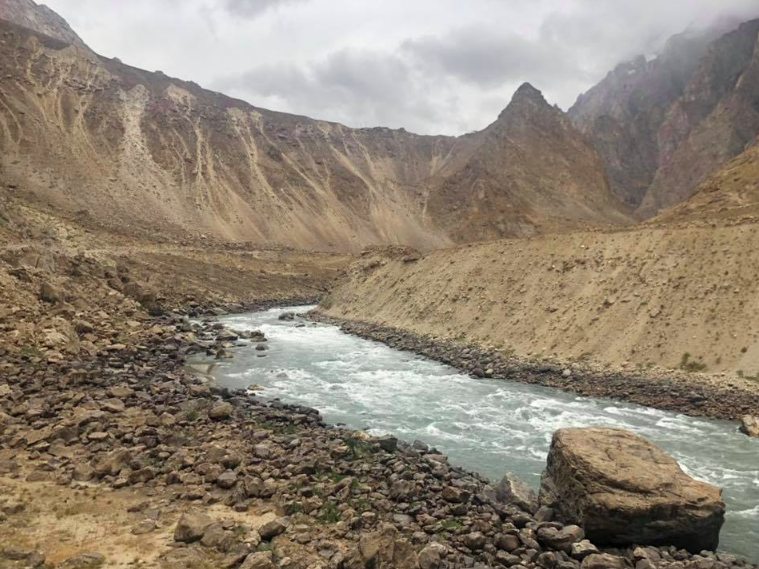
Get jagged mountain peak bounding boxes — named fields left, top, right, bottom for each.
left=498, top=82, right=549, bottom=120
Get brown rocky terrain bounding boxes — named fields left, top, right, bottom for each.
left=426, top=84, right=631, bottom=242
left=571, top=18, right=759, bottom=217
left=1, top=1, right=758, bottom=566
left=0, top=1, right=633, bottom=252
left=653, top=141, right=759, bottom=225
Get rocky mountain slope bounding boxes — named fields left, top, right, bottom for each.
left=571, top=18, right=759, bottom=216
left=426, top=84, right=631, bottom=241
left=654, top=141, right=759, bottom=224
left=0, top=1, right=632, bottom=252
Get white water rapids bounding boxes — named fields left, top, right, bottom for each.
left=191, top=306, right=759, bottom=562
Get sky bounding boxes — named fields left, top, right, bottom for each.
left=43, top=0, right=759, bottom=136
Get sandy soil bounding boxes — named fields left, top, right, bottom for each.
left=321, top=222, right=759, bottom=385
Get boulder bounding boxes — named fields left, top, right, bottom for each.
left=739, top=415, right=759, bottom=438
left=39, top=282, right=62, bottom=304
left=209, top=401, right=234, bottom=420
left=240, top=552, right=274, bottom=569
left=174, top=510, right=213, bottom=543
left=258, top=517, right=289, bottom=539
left=536, top=524, right=585, bottom=552
left=581, top=553, right=627, bottom=569
left=495, top=472, right=538, bottom=514
left=59, top=552, right=105, bottom=568
left=93, top=448, right=132, bottom=477
left=539, top=428, right=725, bottom=553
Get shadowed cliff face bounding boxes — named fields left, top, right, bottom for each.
left=640, top=19, right=759, bottom=216
left=571, top=18, right=759, bottom=217
left=0, top=2, right=632, bottom=251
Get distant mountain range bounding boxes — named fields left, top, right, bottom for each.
left=0, top=0, right=757, bottom=250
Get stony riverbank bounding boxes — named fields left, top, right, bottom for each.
left=1, top=247, right=756, bottom=568
left=2, top=310, right=757, bottom=569
left=308, top=313, right=759, bottom=422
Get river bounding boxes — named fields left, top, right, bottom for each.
left=190, top=306, right=759, bottom=562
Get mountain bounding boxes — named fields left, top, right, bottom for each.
left=0, top=1, right=631, bottom=251
left=654, top=141, right=759, bottom=224
left=639, top=19, right=759, bottom=216
left=571, top=18, right=759, bottom=217
left=0, top=0, right=85, bottom=47
left=427, top=84, right=631, bottom=241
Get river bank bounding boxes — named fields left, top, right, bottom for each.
left=2, top=301, right=757, bottom=568
left=1, top=241, right=757, bottom=567
left=195, top=306, right=759, bottom=562
left=308, top=312, right=759, bottom=422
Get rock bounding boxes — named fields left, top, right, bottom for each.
left=581, top=553, right=628, bottom=569
left=59, top=552, right=105, bottom=568
left=377, top=436, right=398, bottom=452
left=495, top=534, right=520, bottom=552
left=418, top=543, right=446, bottom=569
left=537, top=525, right=585, bottom=552
left=100, top=399, right=125, bottom=413
left=2, top=547, right=34, bottom=561
left=39, top=282, right=62, bottom=304
left=495, top=472, right=538, bottom=514
left=539, top=428, right=725, bottom=552
left=217, top=470, right=237, bottom=489
left=201, top=523, right=235, bottom=551
left=240, top=551, right=274, bottom=569
left=132, top=520, right=157, bottom=535
left=278, top=312, right=295, bottom=321
left=739, top=415, right=759, bottom=438
left=73, top=463, right=95, bottom=482
left=74, top=320, right=95, bottom=334
left=258, top=517, right=289, bottom=539
left=174, top=510, right=213, bottom=543
left=570, top=540, right=598, bottom=560
left=359, top=525, right=418, bottom=569
left=464, top=531, right=486, bottom=551
left=209, top=401, right=234, bottom=420
left=93, top=448, right=132, bottom=477
left=442, top=486, right=470, bottom=504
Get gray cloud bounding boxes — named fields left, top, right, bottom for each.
left=44, top=0, right=759, bottom=135
left=402, top=26, right=586, bottom=89
left=221, top=0, right=306, bottom=19
left=216, top=48, right=463, bottom=134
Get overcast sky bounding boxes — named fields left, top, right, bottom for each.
left=43, top=0, right=759, bottom=135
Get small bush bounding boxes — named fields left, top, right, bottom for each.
left=680, top=352, right=707, bottom=373
left=317, top=501, right=341, bottom=524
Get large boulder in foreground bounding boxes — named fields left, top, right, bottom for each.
left=538, top=428, right=725, bottom=552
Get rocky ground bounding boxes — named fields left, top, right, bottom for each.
left=2, top=291, right=758, bottom=569
left=0, top=200, right=756, bottom=569
left=308, top=314, right=759, bottom=422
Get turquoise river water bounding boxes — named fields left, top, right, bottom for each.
left=191, top=306, right=759, bottom=562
